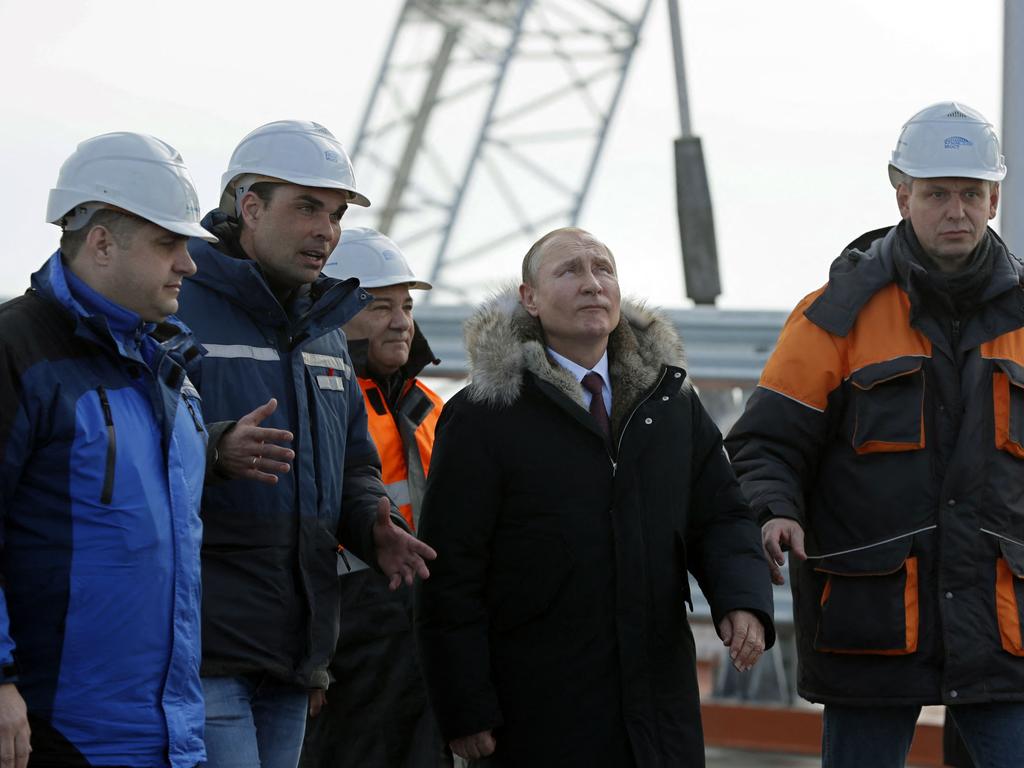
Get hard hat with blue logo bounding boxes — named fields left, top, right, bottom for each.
left=219, top=120, right=371, bottom=213
left=888, top=101, right=1006, bottom=188
left=323, top=227, right=431, bottom=290
left=47, top=132, right=217, bottom=242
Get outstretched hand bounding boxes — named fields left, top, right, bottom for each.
left=215, top=398, right=295, bottom=485
left=762, top=517, right=807, bottom=585
left=372, top=497, right=437, bottom=589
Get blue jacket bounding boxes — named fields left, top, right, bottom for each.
left=179, top=213, right=386, bottom=688
left=0, top=253, right=206, bottom=767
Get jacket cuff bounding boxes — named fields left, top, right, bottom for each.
left=205, top=420, right=238, bottom=483
left=0, top=662, right=19, bottom=685
left=759, top=502, right=803, bottom=527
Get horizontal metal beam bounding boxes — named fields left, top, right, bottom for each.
left=415, top=303, right=787, bottom=384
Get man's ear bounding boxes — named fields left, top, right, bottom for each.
left=989, top=182, right=1000, bottom=220
left=519, top=282, right=539, bottom=317
left=896, top=183, right=912, bottom=220
left=239, top=190, right=266, bottom=228
left=84, top=224, right=115, bottom=266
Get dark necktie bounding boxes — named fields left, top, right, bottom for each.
left=581, top=372, right=610, bottom=439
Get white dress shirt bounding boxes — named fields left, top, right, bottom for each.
left=547, top=347, right=612, bottom=414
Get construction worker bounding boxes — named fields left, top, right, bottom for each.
left=300, top=226, right=449, bottom=768
left=176, top=122, right=436, bottom=768
left=0, top=133, right=213, bottom=766
left=726, top=102, right=1024, bottom=767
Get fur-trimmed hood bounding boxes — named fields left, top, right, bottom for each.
left=463, top=285, right=686, bottom=433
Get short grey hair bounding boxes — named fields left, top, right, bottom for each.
left=521, top=227, right=615, bottom=285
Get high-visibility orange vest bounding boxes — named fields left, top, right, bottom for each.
left=359, top=376, right=442, bottom=531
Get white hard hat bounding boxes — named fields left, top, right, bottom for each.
left=888, top=101, right=1006, bottom=188
left=323, top=227, right=431, bottom=290
left=46, top=132, right=216, bottom=242
left=219, top=120, right=370, bottom=212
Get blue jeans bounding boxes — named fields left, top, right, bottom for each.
left=822, top=703, right=1024, bottom=768
left=200, top=675, right=309, bottom=768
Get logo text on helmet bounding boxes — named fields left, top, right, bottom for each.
left=944, top=136, right=973, bottom=150
left=324, top=150, right=339, bottom=163
left=381, top=249, right=397, bottom=261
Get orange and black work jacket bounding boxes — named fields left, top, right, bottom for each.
left=726, top=224, right=1024, bottom=707
left=359, top=374, right=441, bottom=531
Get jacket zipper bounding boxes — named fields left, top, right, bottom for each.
left=608, top=369, right=669, bottom=476
left=97, top=386, right=116, bottom=505
left=183, top=397, right=204, bottom=432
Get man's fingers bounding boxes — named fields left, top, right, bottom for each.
left=728, top=621, right=749, bottom=660
left=411, top=538, right=438, bottom=562
left=247, top=426, right=294, bottom=447
left=734, top=630, right=766, bottom=671
left=763, top=533, right=786, bottom=567
left=480, top=732, right=497, bottom=756
left=788, top=526, right=809, bottom=560
left=251, top=456, right=291, bottom=475
left=451, top=732, right=496, bottom=760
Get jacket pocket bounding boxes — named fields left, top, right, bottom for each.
left=489, top=529, right=573, bottom=633
left=96, top=386, right=116, bottom=505
left=995, top=538, right=1024, bottom=656
left=992, top=359, right=1024, bottom=459
left=813, top=535, right=919, bottom=655
left=849, top=357, right=925, bottom=454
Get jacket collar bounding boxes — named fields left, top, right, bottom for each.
left=805, top=225, right=1024, bottom=339
left=187, top=210, right=370, bottom=334
left=31, top=251, right=198, bottom=371
left=463, top=285, right=686, bottom=431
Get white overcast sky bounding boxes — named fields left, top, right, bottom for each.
left=0, top=0, right=1006, bottom=310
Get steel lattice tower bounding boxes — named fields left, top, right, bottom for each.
left=348, top=0, right=654, bottom=302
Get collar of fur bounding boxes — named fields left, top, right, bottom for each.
left=463, top=285, right=686, bottom=430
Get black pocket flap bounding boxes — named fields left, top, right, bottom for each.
left=1000, top=538, right=1024, bottom=578
left=994, top=359, right=1024, bottom=390
left=850, top=356, right=924, bottom=390
left=814, top=534, right=914, bottom=576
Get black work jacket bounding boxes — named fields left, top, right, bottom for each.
left=727, top=226, right=1024, bottom=706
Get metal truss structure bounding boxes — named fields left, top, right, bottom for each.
left=349, top=0, right=654, bottom=302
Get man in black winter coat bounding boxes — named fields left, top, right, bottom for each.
left=416, top=227, right=775, bottom=767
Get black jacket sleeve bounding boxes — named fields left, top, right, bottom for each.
left=685, top=392, right=776, bottom=647
left=414, top=395, right=504, bottom=742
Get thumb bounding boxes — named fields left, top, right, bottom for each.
left=240, top=397, right=277, bottom=427
left=376, top=496, right=392, bottom=524
left=718, top=616, right=734, bottom=645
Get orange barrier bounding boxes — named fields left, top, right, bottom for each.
left=700, top=702, right=945, bottom=767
